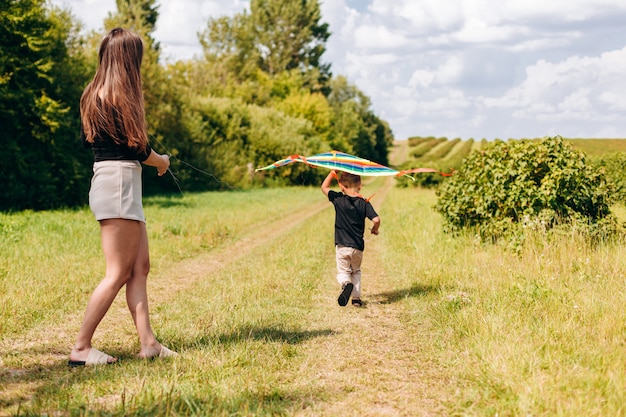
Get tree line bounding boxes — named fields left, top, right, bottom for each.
left=0, top=0, right=393, bottom=211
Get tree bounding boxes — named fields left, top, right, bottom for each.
left=327, top=76, right=392, bottom=164
left=105, top=0, right=159, bottom=40
left=0, top=0, right=92, bottom=210
left=200, top=0, right=331, bottom=94
left=200, top=13, right=260, bottom=83
left=250, top=0, right=330, bottom=83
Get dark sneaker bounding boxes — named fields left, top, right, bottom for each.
left=338, top=282, right=354, bottom=307
left=351, top=298, right=363, bottom=307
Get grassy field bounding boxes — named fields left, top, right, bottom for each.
left=566, top=139, right=626, bottom=156
left=3, top=175, right=626, bottom=415
left=2, top=139, right=626, bottom=415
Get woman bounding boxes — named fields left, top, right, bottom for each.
left=69, top=28, right=176, bottom=366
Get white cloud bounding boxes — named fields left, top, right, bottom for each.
left=485, top=46, right=626, bottom=117
left=496, top=0, right=626, bottom=22
left=353, top=25, right=409, bottom=50
left=369, top=0, right=463, bottom=33
left=409, top=69, right=435, bottom=89
left=452, top=19, right=522, bottom=44
left=52, top=0, right=115, bottom=30
left=435, top=55, right=464, bottom=85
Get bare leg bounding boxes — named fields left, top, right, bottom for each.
left=126, top=222, right=162, bottom=358
left=69, top=219, right=141, bottom=363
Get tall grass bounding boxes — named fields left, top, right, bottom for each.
left=381, top=188, right=626, bottom=415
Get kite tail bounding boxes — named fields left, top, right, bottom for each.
left=396, top=168, right=454, bottom=178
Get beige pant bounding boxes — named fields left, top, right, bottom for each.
left=335, top=245, right=363, bottom=298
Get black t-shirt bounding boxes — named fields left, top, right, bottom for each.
left=81, top=127, right=151, bottom=162
left=328, top=190, right=378, bottom=251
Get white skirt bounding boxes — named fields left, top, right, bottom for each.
left=89, top=160, right=145, bottom=222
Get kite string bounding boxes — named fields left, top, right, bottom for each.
left=149, top=134, right=241, bottom=194
left=173, top=157, right=240, bottom=191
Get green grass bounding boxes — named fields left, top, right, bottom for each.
left=381, top=188, right=626, bottom=415
left=3, top=184, right=626, bottom=415
left=0, top=188, right=321, bottom=339
left=405, top=138, right=626, bottom=166
left=566, top=138, right=626, bottom=157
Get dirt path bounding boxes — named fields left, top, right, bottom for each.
left=292, top=177, right=444, bottom=416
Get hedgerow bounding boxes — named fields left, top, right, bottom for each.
left=435, top=136, right=619, bottom=242
left=410, top=137, right=446, bottom=158
left=590, top=152, right=626, bottom=204
left=396, top=139, right=470, bottom=189
left=444, top=138, right=473, bottom=162
left=426, top=138, right=461, bottom=160
left=407, top=136, right=433, bottom=147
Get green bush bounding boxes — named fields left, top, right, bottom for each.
left=590, top=152, right=626, bottom=204
left=435, top=136, right=616, bottom=241
left=161, top=96, right=324, bottom=191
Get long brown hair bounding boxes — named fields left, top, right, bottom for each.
left=80, top=28, right=148, bottom=152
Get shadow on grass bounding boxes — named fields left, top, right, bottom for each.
left=374, top=282, right=442, bottom=304
left=152, top=324, right=334, bottom=353
left=0, top=358, right=121, bottom=414
left=214, top=325, right=334, bottom=346
left=0, top=330, right=330, bottom=416
left=143, top=194, right=190, bottom=209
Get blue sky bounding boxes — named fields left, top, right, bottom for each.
left=51, top=0, right=626, bottom=141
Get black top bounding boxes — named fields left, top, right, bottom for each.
left=81, top=128, right=151, bottom=162
left=328, top=190, right=379, bottom=251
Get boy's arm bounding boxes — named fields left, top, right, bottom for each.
left=321, top=170, right=336, bottom=197
left=370, top=216, right=381, bottom=235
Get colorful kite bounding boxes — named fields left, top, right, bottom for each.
left=255, top=151, right=453, bottom=179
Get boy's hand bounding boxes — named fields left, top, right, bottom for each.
left=370, top=217, right=381, bottom=235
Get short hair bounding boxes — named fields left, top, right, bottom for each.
left=339, top=172, right=361, bottom=188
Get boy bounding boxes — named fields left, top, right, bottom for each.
left=321, top=170, right=381, bottom=307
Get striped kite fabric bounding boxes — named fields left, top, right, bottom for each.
left=255, top=151, right=453, bottom=179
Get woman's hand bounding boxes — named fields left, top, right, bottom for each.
left=144, top=149, right=170, bottom=176
left=157, top=154, right=170, bottom=176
